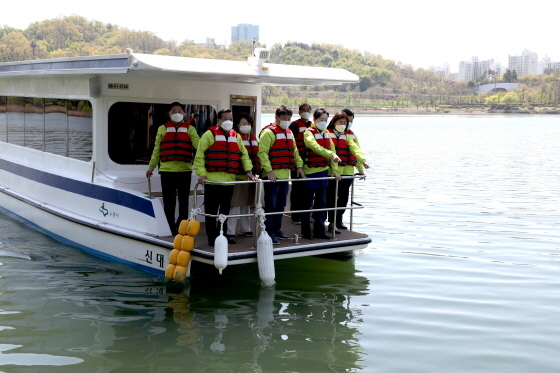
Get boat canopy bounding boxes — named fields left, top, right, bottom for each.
left=0, top=51, right=359, bottom=86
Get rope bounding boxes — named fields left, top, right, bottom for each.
left=254, top=203, right=267, bottom=232
left=218, top=214, right=227, bottom=235
left=189, top=207, right=202, bottom=220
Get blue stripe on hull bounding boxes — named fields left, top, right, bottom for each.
left=0, top=158, right=155, bottom=217
left=0, top=204, right=165, bottom=276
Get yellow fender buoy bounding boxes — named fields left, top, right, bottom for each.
left=173, top=234, right=184, bottom=250
left=178, top=220, right=189, bottom=235
left=186, top=220, right=201, bottom=236
left=165, top=264, right=176, bottom=280
left=181, top=235, right=195, bottom=251
left=173, top=265, right=188, bottom=282
left=177, top=251, right=191, bottom=267
left=169, top=249, right=180, bottom=265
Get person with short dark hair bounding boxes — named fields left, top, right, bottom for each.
left=326, top=111, right=367, bottom=232
left=194, top=109, right=257, bottom=246
left=299, top=108, right=341, bottom=239
left=146, top=102, right=200, bottom=235
left=288, top=103, right=313, bottom=224
left=258, top=105, right=304, bottom=244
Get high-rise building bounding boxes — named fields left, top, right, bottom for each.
left=457, top=57, right=502, bottom=82
left=231, top=24, right=259, bottom=43
left=508, top=49, right=538, bottom=77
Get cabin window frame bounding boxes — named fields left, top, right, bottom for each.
left=106, top=100, right=220, bottom=166
left=0, top=95, right=93, bottom=162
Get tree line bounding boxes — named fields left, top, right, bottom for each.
left=1, top=15, right=559, bottom=110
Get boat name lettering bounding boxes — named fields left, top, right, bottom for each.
left=108, top=83, right=129, bottom=90
left=145, top=250, right=165, bottom=268
left=144, top=287, right=164, bottom=294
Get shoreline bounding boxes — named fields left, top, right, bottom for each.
left=261, top=106, right=560, bottom=115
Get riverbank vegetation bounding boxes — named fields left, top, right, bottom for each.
left=2, top=15, right=560, bottom=113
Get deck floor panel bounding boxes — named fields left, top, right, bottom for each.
left=158, top=215, right=369, bottom=257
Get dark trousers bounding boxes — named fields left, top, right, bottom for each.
left=289, top=170, right=305, bottom=222
left=204, top=184, right=234, bottom=245
left=326, top=178, right=353, bottom=226
left=301, top=185, right=327, bottom=236
left=264, top=178, right=289, bottom=235
left=160, top=171, right=191, bottom=235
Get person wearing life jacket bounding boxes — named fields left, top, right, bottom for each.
left=299, top=108, right=341, bottom=239
left=146, top=102, right=200, bottom=235
left=226, top=113, right=260, bottom=242
left=325, top=111, right=367, bottom=234
left=194, top=109, right=257, bottom=246
left=288, top=103, right=313, bottom=225
left=341, top=108, right=370, bottom=163
left=258, top=105, right=305, bottom=245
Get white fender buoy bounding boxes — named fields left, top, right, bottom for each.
left=257, top=230, right=275, bottom=287
left=214, top=234, right=228, bottom=275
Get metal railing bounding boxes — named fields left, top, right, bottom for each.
left=190, top=175, right=366, bottom=247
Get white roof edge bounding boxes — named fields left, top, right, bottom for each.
left=0, top=52, right=359, bottom=86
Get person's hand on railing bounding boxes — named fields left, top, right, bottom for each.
left=246, top=172, right=258, bottom=181
left=198, top=175, right=207, bottom=184
left=331, top=153, right=341, bottom=163
left=357, top=171, right=366, bottom=180
left=332, top=172, right=342, bottom=181
left=146, top=168, right=154, bottom=178
left=266, top=171, right=277, bottom=182
left=296, top=167, right=306, bottom=179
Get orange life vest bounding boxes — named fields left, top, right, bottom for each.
left=328, top=130, right=357, bottom=167
left=204, top=126, right=243, bottom=174
left=291, top=118, right=311, bottom=153
left=241, top=133, right=261, bottom=174
left=160, top=121, right=194, bottom=162
left=263, top=125, right=296, bottom=170
left=304, top=127, right=331, bottom=168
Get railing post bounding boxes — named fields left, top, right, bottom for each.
left=253, top=179, right=262, bottom=248
left=350, top=178, right=355, bottom=231
left=91, top=161, right=96, bottom=183
left=331, top=177, right=339, bottom=240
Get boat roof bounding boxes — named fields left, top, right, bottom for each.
left=0, top=51, right=359, bottom=86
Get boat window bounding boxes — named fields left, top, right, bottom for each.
left=7, top=97, right=24, bottom=147
left=25, top=97, right=45, bottom=152
left=108, top=102, right=217, bottom=165
left=0, top=96, right=6, bottom=142
left=0, top=95, right=92, bottom=162
left=45, top=98, right=68, bottom=157
left=68, top=100, right=93, bottom=161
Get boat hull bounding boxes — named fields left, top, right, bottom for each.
left=0, top=188, right=169, bottom=276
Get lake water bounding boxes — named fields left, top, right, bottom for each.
left=1, top=114, right=560, bottom=372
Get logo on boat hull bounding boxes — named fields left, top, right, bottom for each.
left=99, top=203, right=119, bottom=218
left=99, top=203, right=108, bottom=217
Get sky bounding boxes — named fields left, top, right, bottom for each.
left=2, top=0, right=558, bottom=73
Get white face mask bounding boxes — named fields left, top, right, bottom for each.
left=335, top=125, right=347, bottom=133
left=300, top=112, right=311, bottom=120
left=279, top=121, right=291, bottom=130
left=316, top=121, right=328, bottom=131
left=239, top=125, right=251, bottom=134
left=347, top=121, right=353, bottom=129
left=221, top=120, right=233, bottom=131
left=171, top=113, right=184, bottom=122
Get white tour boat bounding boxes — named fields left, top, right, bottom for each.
left=0, top=49, right=371, bottom=280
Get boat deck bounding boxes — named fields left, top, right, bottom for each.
left=159, top=214, right=371, bottom=264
